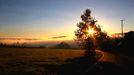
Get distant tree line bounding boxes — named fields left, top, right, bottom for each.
left=0, top=42, right=25, bottom=48
left=0, top=41, right=72, bottom=49
left=0, top=42, right=47, bottom=48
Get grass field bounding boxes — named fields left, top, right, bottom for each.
left=0, top=48, right=101, bottom=75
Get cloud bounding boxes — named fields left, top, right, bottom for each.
left=0, top=38, right=40, bottom=40
left=51, top=36, right=67, bottom=39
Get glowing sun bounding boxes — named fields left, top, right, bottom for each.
left=88, top=29, right=95, bottom=35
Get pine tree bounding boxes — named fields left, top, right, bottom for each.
left=75, top=9, right=108, bottom=56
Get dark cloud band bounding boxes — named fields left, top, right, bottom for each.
left=52, top=36, right=67, bottom=39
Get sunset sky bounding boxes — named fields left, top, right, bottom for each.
left=0, top=0, right=134, bottom=43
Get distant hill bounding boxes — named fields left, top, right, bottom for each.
left=53, top=42, right=71, bottom=49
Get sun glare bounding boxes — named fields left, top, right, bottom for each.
left=88, top=29, right=95, bottom=35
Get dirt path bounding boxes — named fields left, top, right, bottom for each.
left=84, top=50, right=134, bottom=75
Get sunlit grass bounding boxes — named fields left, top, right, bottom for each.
left=0, top=48, right=85, bottom=65
left=0, top=48, right=85, bottom=74
left=0, top=48, right=102, bottom=75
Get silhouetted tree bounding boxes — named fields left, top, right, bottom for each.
left=0, top=43, right=4, bottom=47
left=75, top=9, right=108, bottom=56
left=119, top=31, right=134, bottom=56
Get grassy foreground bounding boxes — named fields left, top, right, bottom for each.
left=0, top=48, right=101, bottom=75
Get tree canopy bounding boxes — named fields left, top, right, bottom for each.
left=74, top=9, right=108, bottom=56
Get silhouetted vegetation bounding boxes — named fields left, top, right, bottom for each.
left=0, top=42, right=47, bottom=48
left=118, top=31, right=134, bottom=57
left=99, top=31, right=134, bottom=58
left=0, top=42, right=27, bottom=48
left=74, top=9, right=134, bottom=59
left=75, top=9, right=108, bottom=57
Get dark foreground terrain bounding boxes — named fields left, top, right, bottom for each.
left=86, top=50, right=134, bottom=75
left=0, top=48, right=134, bottom=75
left=0, top=48, right=101, bottom=75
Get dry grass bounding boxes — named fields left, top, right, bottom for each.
left=0, top=48, right=85, bottom=64
left=0, top=48, right=85, bottom=75
left=0, top=48, right=102, bottom=75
